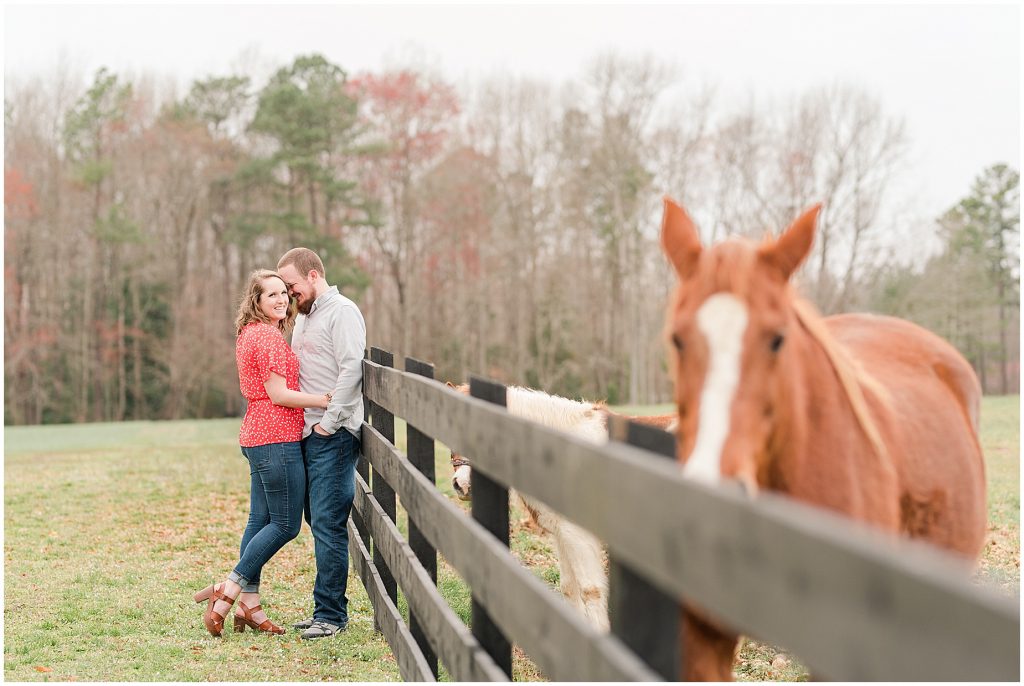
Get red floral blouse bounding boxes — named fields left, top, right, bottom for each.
left=236, top=322, right=304, bottom=447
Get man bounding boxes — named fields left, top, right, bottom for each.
left=277, top=247, right=365, bottom=640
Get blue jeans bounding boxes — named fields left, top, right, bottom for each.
left=234, top=441, right=305, bottom=586
left=302, top=428, right=360, bottom=626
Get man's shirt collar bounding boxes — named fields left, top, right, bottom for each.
left=308, top=285, right=339, bottom=315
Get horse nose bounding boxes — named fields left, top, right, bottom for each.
left=452, top=477, right=472, bottom=501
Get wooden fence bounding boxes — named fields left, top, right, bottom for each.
left=348, top=347, right=1019, bottom=681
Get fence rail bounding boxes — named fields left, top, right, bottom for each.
left=352, top=349, right=1019, bottom=682
left=347, top=496, right=433, bottom=681
left=351, top=467, right=504, bottom=681
left=361, top=420, right=658, bottom=681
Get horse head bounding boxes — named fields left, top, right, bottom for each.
left=660, top=197, right=822, bottom=497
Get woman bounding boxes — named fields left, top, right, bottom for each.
left=194, top=269, right=331, bottom=637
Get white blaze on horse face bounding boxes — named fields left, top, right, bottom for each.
left=683, top=293, right=749, bottom=485
left=452, top=464, right=473, bottom=501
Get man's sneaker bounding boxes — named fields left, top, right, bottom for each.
left=292, top=617, right=315, bottom=630
left=300, top=619, right=346, bottom=640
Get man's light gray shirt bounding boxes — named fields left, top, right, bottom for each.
left=291, top=286, right=365, bottom=439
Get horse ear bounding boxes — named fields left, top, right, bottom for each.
left=660, top=196, right=702, bottom=279
left=445, top=381, right=456, bottom=389
left=761, top=204, right=822, bottom=279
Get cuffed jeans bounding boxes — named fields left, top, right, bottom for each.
left=302, top=428, right=360, bottom=627
left=233, top=441, right=305, bottom=587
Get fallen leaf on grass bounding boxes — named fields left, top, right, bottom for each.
left=34, top=666, right=53, bottom=672
left=250, top=646, right=260, bottom=651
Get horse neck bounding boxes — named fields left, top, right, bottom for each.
left=775, top=300, right=893, bottom=482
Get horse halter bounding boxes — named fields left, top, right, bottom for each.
left=450, top=454, right=472, bottom=468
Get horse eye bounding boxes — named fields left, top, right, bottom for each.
left=671, top=333, right=684, bottom=352
left=770, top=333, right=785, bottom=353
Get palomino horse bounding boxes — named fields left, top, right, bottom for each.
left=446, top=382, right=675, bottom=631
left=659, top=197, right=987, bottom=680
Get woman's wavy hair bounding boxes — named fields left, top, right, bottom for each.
left=235, top=269, right=297, bottom=336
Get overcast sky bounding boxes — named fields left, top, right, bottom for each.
left=4, top=3, right=1021, bottom=227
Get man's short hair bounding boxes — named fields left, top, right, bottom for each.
left=278, top=247, right=326, bottom=280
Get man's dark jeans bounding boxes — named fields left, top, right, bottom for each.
left=302, top=428, right=360, bottom=627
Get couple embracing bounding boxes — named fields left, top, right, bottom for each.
left=194, top=247, right=365, bottom=640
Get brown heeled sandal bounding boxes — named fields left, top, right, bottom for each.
left=233, top=599, right=286, bottom=635
left=193, top=583, right=239, bottom=637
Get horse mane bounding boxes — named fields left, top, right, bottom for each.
left=790, top=298, right=895, bottom=478
left=505, top=386, right=607, bottom=440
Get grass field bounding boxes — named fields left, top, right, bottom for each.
left=4, top=397, right=1019, bottom=681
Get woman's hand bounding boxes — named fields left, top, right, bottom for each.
left=264, top=373, right=334, bottom=410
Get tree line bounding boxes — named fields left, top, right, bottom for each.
left=4, top=53, right=1018, bottom=425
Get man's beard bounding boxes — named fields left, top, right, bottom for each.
left=296, top=297, right=313, bottom=315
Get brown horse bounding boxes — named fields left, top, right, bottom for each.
left=659, top=197, right=987, bottom=680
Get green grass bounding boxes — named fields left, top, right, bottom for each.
left=4, top=422, right=399, bottom=682
left=5, top=397, right=1018, bottom=681
left=975, top=395, right=1020, bottom=591
left=3, top=417, right=240, bottom=456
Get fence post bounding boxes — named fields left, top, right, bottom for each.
left=468, top=375, right=513, bottom=678
left=369, top=347, right=398, bottom=633
left=405, top=356, right=439, bottom=679
left=355, top=349, right=371, bottom=543
left=607, top=415, right=682, bottom=680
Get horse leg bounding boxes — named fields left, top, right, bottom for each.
left=515, top=495, right=588, bottom=619
left=553, top=518, right=609, bottom=631
left=551, top=529, right=582, bottom=616
left=681, top=605, right=740, bottom=681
